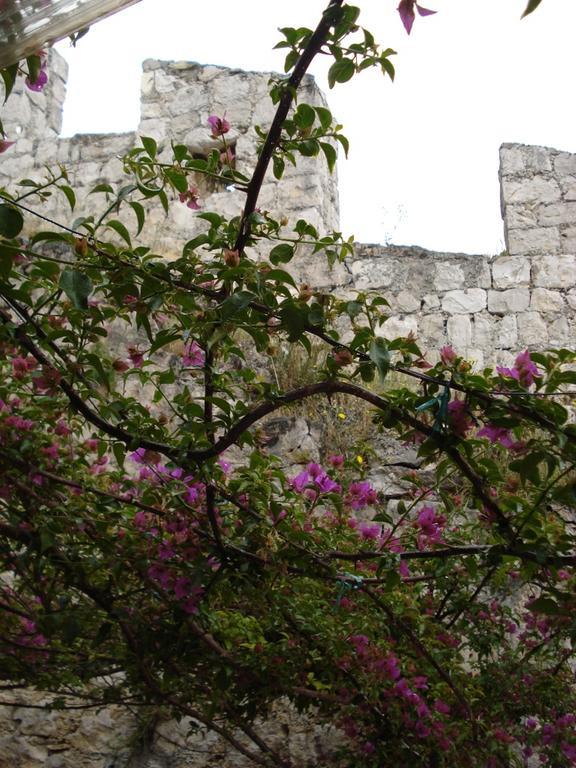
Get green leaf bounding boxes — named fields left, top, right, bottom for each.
left=58, top=185, right=76, bottom=210
left=528, top=596, right=559, bottom=615
left=1, top=64, right=18, bottom=104
left=320, top=142, right=337, bottom=173
left=0, top=204, right=23, bottom=238
left=315, top=106, right=332, bottom=131
left=346, top=301, right=363, bottom=319
left=272, top=155, right=285, bottom=180
left=59, top=268, right=93, bottom=310
left=295, top=103, right=316, bottom=129
left=164, top=168, right=188, bottom=194
left=0, top=244, right=13, bottom=279
left=129, top=201, right=145, bottom=236
left=369, top=337, right=390, bottom=381
left=112, top=443, right=126, bottom=468
left=328, top=58, right=355, bottom=88
left=141, top=135, right=158, bottom=159
left=90, top=183, right=114, bottom=195
left=269, top=243, right=295, bottom=266
left=106, top=219, right=132, bottom=247
left=265, top=269, right=297, bottom=288
left=298, top=139, right=320, bottom=157
left=521, top=0, right=543, bottom=18
left=219, top=290, right=255, bottom=321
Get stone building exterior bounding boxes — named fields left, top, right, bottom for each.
left=0, top=51, right=576, bottom=768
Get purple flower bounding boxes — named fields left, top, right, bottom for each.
left=179, top=185, right=201, bottom=210
left=349, top=634, right=370, bottom=655
left=440, top=345, right=457, bottom=365
left=291, top=470, right=310, bottom=493
left=496, top=349, right=539, bottom=388
left=346, top=481, right=378, bottom=510
left=182, top=340, right=205, bottom=367
left=477, top=424, right=515, bottom=449
left=25, top=68, right=48, bottom=92
left=448, top=399, right=472, bottom=437
left=358, top=521, right=381, bottom=540
left=0, top=140, right=15, bottom=153
left=397, top=0, right=436, bottom=35
left=208, top=114, right=231, bottom=138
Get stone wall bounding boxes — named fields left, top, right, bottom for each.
left=0, top=52, right=340, bottom=282
left=1, top=53, right=576, bottom=768
left=2, top=55, right=575, bottom=370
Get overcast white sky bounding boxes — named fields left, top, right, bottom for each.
left=55, top=0, right=576, bottom=255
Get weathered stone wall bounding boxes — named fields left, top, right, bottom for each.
left=3, top=56, right=575, bottom=369
left=0, top=52, right=341, bottom=284
left=1, top=53, right=576, bottom=768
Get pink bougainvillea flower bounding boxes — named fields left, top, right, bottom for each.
left=357, top=521, right=381, bottom=540
left=220, top=146, right=235, bottom=166
left=179, top=185, right=201, bottom=210
left=208, top=114, right=231, bottom=138
left=397, top=0, right=436, bottom=35
left=127, top=346, right=144, bottom=368
left=477, top=423, right=515, bottom=449
left=25, top=68, right=48, bottom=92
left=182, top=340, right=205, bottom=367
left=0, top=140, right=15, bottom=153
left=496, top=349, right=540, bottom=388
left=439, top=345, right=457, bottom=365
left=447, top=399, right=472, bottom=437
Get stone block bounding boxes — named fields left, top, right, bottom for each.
left=555, top=152, right=576, bottom=176
left=351, top=258, right=397, bottom=290
left=393, top=291, right=420, bottom=313
left=533, top=254, right=576, bottom=289
left=560, top=176, right=576, bottom=201
left=504, top=204, right=538, bottom=231
left=501, top=176, right=561, bottom=205
left=561, top=227, right=576, bottom=254
left=140, top=71, right=156, bottom=98
left=507, top=226, right=561, bottom=256
left=537, top=202, right=576, bottom=227
left=419, top=314, right=446, bottom=347
left=434, top=261, right=464, bottom=291
left=381, top=316, right=418, bottom=340
left=500, top=144, right=553, bottom=175
left=517, top=312, right=549, bottom=346
left=548, top=317, right=571, bottom=347
left=441, top=289, right=486, bottom=314
left=567, top=290, right=576, bottom=311
left=530, top=288, right=565, bottom=313
left=488, top=288, right=530, bottom=314
left=495, top=315, right=518, bottom=349
left=447, top=314, right=472, bottom=347
left=492, top=255, right=530, bottom=288
left=472, top=314, right=493, bottom=347
left=422, top=294, right=440, bottom=311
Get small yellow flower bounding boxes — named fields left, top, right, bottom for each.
left=337, top=412, right=347, bottom=421
left=356, top=455, right=363, bottom=465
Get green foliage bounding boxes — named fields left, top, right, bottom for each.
left=0, top=2, right=572, bottom=768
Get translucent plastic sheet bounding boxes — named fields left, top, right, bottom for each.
left=0, top=0, right=141, bottom=68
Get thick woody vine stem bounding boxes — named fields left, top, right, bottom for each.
left=234, top=0, right=344, bottom=253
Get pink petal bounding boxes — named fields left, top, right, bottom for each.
left=416, top=4, right=437, bottom=17
left=398, top=0, right=415, bottom=34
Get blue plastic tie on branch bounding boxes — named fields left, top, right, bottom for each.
left=334, top=572, right=364, bottom=609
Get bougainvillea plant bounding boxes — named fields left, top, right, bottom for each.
left=1, top=1, right=574, bottom=766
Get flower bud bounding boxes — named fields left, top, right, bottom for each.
left=74, top=238, right=89, bottom=257
left=223, top=249, right=240, bottom=268
left=333, top=348, right=353, bottom=367
left=298, top=283, right=314, bottom=302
